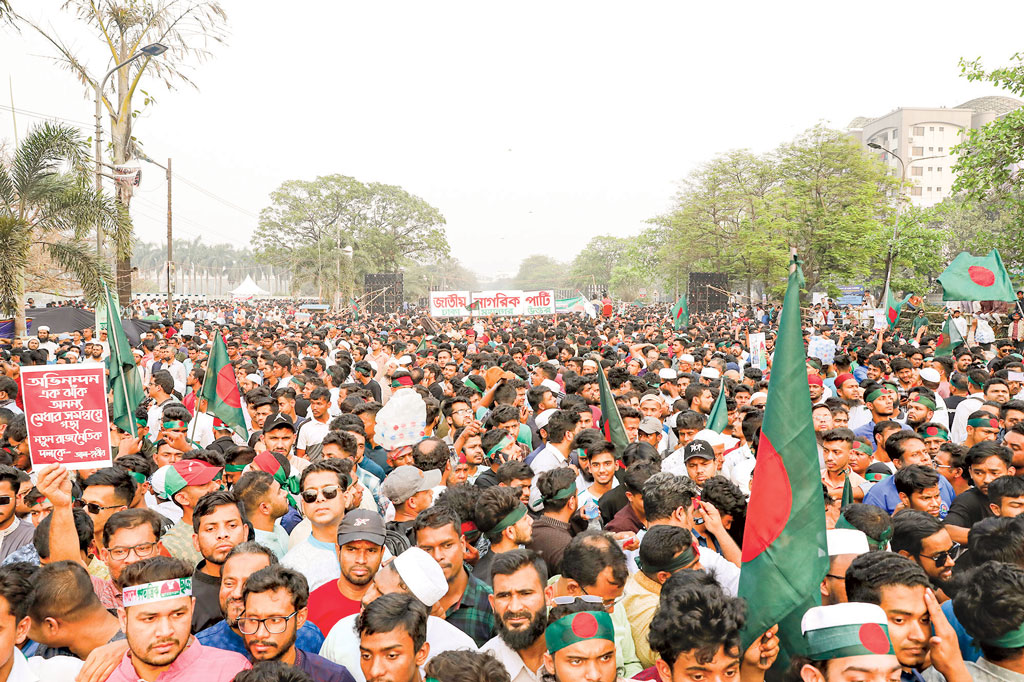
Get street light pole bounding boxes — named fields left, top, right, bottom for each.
left=867, top=142, right=946, bottom=297
left=93, top=42, right=168, bottom=260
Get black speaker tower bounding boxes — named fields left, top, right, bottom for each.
left=688, top=272, right=730, bottom=314
left=364, top=273, right=404, bottom=315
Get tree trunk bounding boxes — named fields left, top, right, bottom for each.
left=13, top=271, right=27, bottom=337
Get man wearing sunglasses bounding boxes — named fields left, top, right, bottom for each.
left=282, top=460, right=353, bottom=592
left=0, top=465, right=34, bottom=563
left=891, top=511, right=960, bottom=601
left=79, top=468, right=135, bottom=563
left=239, top=564, right=355, bottom=681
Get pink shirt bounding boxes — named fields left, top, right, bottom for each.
left=106, top=637, right=250, bottom=682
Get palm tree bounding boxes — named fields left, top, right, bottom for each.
left=0, top=122, right=131, bottom=335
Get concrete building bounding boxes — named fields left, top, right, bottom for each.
left=849, top=96, right=1023, bottom=207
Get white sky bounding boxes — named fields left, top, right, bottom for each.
left=2, top=1, right=1023, bottom=280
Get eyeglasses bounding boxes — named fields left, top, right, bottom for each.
left=75, top=500, right=125, bottom=515
left=825, top=573, right=846, bottom=581
left=107, top=542, right=158, bottom=561
left=918, top=543, right=963, bottom=566
left=300, top=485, right=341, bottom=504
left=237, top=611, right=298, bottom=635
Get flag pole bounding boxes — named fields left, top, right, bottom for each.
left=187, top=325, right=216, bottom=445
left=105, top=283, right=138, bottom=438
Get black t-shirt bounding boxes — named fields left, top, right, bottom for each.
left=944, top=486, right=991, bottom=529
left=191, top=563, right=223, bottom=634
left=474, top=468, right=499, bottom=488
left=944, top=395, right=966, bottom=413
left=598, top=485, right=628, bottom=526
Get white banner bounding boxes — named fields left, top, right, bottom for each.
left=522, top=290, right=556, bottom=315
left=430, top=290, right=558, bottom=317
left=430, top=291, right=471, bottom=318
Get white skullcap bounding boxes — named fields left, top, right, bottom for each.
left=391, top=547, right=448, bottom=606
left=826, top=529, right=870, bottom=557
left=700, top=367, right=721, bottom=380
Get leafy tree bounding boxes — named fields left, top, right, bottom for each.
left=404, top=257, right=478, bottom=301
left=19, top=0, right=228, bottom=302
left=253, top=175, right=449, bottom=301
left=569, top=236, right=629, bottom=288
left=513, top=255, right=567, bottom=290
left=0, top=123, right=131, bottom=335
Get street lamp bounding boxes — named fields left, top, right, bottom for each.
left=867, top=141, right=944, bottom=295
left=94, top=42, right=168, bottom=259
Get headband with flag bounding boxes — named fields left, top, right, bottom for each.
left=162, top=420, right=188, bottom=430
left=835, top=515, right=892, bottom=550
left=865, top=388, right=886, bottom=403
left=801, top=603, right=895, bottom=660
left=127, top=471, right=147, bottom=486
left=910, top=396, right=936, bottom=411
left=636, top=539, right=699, bottom=576
left=543, top=481, right=577, bottom=503
left=122, top=578, right=192, bottom=608
left=968, top=417, right=1000, bottom=430
left=855, top=441, right=874, bottom=457
left=545, top=610, right=616, bottom=654
left=225, top=464, right=248, bottom=473
left=987, top=622, right=1024, bottom=649
left=920, top=425, right=949, bottom=441
left=391, top=376, right=414, bottom=388
left=486, top=435, right=514, bottom=458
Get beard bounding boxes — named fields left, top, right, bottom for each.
left=497, top=606, right=546, bottom=650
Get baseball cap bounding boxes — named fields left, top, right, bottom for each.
left=151, top=459, right=221, bottom=499
left=683, top=439, right=715, bottom=461
left=262, top=413, right=296, bottom=433
left=381, top=465, right=442, bottom=505
left=535, top=409, right=558, bottom=430
left=337, top=509, right=386, bottom=546
left=638, top=416, right=662, bottom=435
left=390, top=547, right=448, bottom=606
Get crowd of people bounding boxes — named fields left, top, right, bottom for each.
left=0, top=292, right=1023, bottom=682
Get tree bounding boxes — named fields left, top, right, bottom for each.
left=569, top=236, right=629, bottom=288
left=0, top=122, right=131, bottom=335
left=759, top=124, right=898, bottom=294
left=253, top=175, right=449, bottom=302
left=19, top=0, right=228, bottom=302
left=404, top=257, right=478, bottom=301
left=512, top=255, right=567, bottom=290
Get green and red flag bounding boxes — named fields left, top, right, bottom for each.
left=737, top=254, right=828, bottom=662
left=885, top=288, right=913, bottom=330
left=707, top=386, right=729, bottom=433
left=465, top=300, right=481, bottom=312
left=937, top=249, right=1016, bottom=302
left=348, top=297, right=359, bottom=322
left=671, top=295, right=689, bottom=331
left=596, top=364, right=630, bottom=458
left=103, top=283, right=145, bottom=437
left=199, top=331, right=248, bottom=440
left=934, top=316, right=965, bottom=357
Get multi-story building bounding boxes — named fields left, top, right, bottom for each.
left=848, top=96, right=1023, bottom=207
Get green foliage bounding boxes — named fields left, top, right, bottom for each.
left=513, top=255, right=567, bottom=290
left=569, top=236, right=629, bottom=288
left=0, top=122, right=131, bottom=334
left=253, top=174, right=449, bottom=301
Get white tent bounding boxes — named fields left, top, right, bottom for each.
left=229, top=275, right=270, bottom=299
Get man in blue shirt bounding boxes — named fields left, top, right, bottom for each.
left=197, top=543, right=325, bottom=658
left=864, top=432, right=954, bottom=518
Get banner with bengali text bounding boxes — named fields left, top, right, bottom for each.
left=429, top=291, right=471, bottom=318
left=20, top=363, right=112, bottom=470
left=521, top=290, right=556, bottom=315
left=430, top=290, right=558, bottom=317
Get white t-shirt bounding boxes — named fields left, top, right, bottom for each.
left=281, top=535, right=340, bottom=592
left=296, top=419, right=330, bottom=453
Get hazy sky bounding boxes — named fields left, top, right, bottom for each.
left=3, top=1, right=1023, bottom=280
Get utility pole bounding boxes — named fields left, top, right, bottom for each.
left=166, top=157, right=173, bottom=316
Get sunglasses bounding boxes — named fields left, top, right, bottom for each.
left=551, top=595, right=604, bottom=606
left=74, top=500, right=125, bottom=515
left=0, top=496, right=12, bottom=506
left=919, top=542, right=963, bottom=567
left=300, top=485, right=341, bottom=504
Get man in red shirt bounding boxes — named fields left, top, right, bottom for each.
left=306, top=509, right=385, bottom=634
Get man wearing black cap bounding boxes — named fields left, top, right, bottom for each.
left=307, top=509, right=386, bottom=635
left=262, top=413, right=310, bottom=478
left=682, top=439, right=718, bottom=487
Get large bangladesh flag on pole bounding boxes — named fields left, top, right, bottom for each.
left=199, top=332, right=248, bottom=440
left=103, top=283, right=145, bottom=437
left=937, top=249, right=1016, bottom=301
left=596, top=364, right=630, bottom=457
left=737, top=253, right=827, bottom=660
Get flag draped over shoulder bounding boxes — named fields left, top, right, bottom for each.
left=671, top=295, right=689, bottom=330
left=937, top=249, right=1016, bottom=302
left=103, top=284, right=145, bottom=437
left=596, top=364, right=629, bottom=457
left=934, top=317, right=965, bottom=357
left=737, top=255, right=828, bottom=658
left=199, top=332, right=248, bottom=440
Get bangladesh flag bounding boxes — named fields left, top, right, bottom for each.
left=671, top=295, right=689, bottom=331
left=737, top=255, right=828, bottom=661
left=465, top=300, right=481, bottom=311
left=199, top=332, right=248, bottom=440
left=885, top=288, right=913, bottom=330
left=596, top=364, right=630, bottom=457
left=706, top=386, right=728, bottom=433
left=937, top=249, right=1016, bottom=302
left=348, top=297, right=359, bottom=322
left=103, top=283, right=145, bottom=437
left=934, top=316, right=965, bottom=357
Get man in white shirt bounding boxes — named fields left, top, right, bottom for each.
left=481, top=550, right=549, bottom=682
left=295, top=387, right=332, bottom=461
